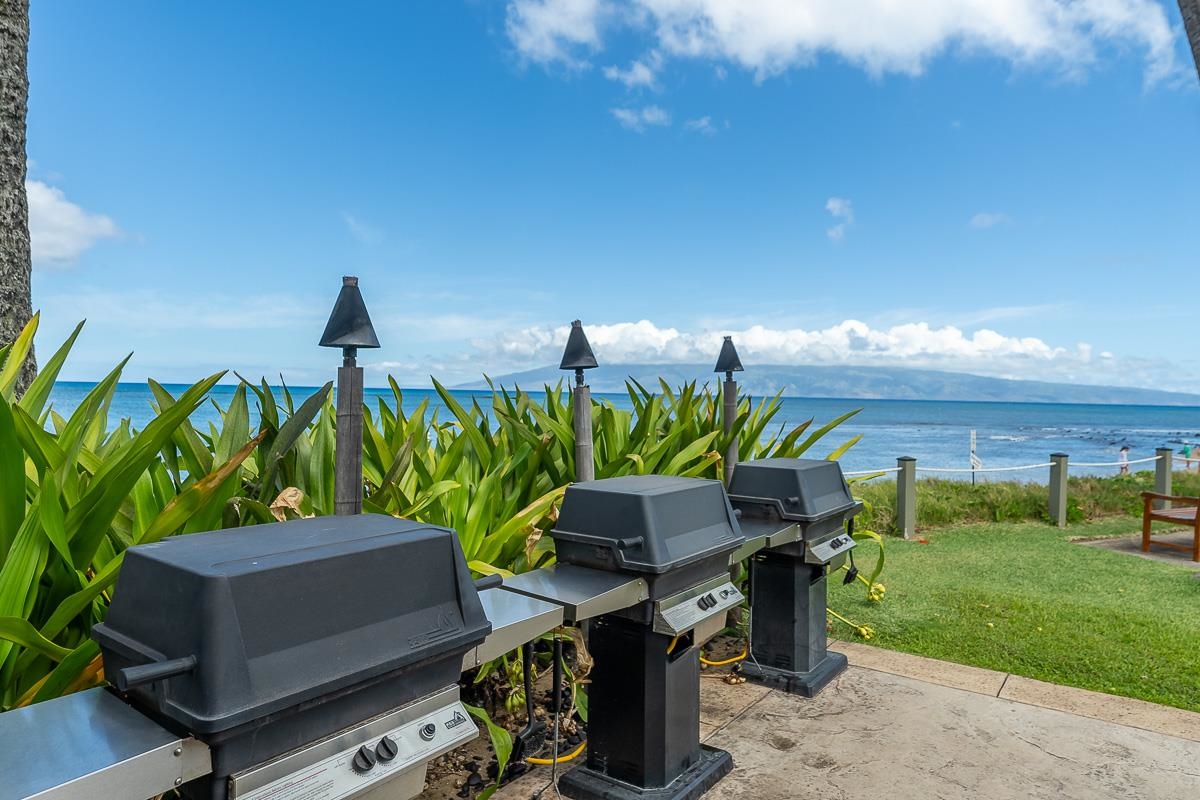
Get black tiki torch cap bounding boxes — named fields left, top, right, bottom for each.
left=319, top=276, right=380, bottom=349
left=559, top=320, right=598, bottom=371
left=713, top=336, right=743, bottom=374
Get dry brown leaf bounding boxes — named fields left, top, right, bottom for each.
left=558, top=626, right=593, bottom=680
left=269, top=487, right=310, bottom=521
left=524, top=525, right=543, bottom=565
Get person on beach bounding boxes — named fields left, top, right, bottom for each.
left=1183, top=444, right=1194, bottom=472
left=1119, top=446, right=1130, bottom=475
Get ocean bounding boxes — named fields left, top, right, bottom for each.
left=46, top=382, right=1200, bottom=483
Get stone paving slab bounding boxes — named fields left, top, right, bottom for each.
left=1078, top=530, right=1200, bottom=567
left=492, top=658, right=1200, bottom=800
left=702, top=669, right=1200, bottom=800
left=830, top=640, right=1008, bottom=696
left=700, top=676, right=770, bottom=727
left=834, top=641, right=1200, bottom=743
left=999, top=674, right=1200, bottom=743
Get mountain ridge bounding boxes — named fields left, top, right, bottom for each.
left=454, top=364, right=1200, bottom=406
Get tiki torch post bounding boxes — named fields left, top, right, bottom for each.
left=560, top=320, right=598, bottom=482
left=714, top=336, right=744, bottom=485
left=319, top=276, right=380, bottom=515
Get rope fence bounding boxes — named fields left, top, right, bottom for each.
left=1071, top=455, right=1160, bottom=468
left=850, top=454, right=1165, bottom=475
left=845, top=450, right=1179, bottom=539
left=915, top=462, right=1054, bottom=473
left=843, top=467, right=901, bottom=476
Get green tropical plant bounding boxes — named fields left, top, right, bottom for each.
left=0, top=317, right=878, bottom=711
left=0, top=317, right=267, bottom=708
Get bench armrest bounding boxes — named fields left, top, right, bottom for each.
left=1141, top=492, right=1200, bottom=506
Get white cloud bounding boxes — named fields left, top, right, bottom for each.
left=603, top=50, right=662, bottom=87
left=969, top=212, right=1011, bottom=229
left=471, top=318, right=1188, bottom=388
left=506, top=0, right=1181, bottom=84
left=342, top=212, right=384, bottom=244
left=478, top=319, right=1073, bottom=365
left=610, top=104, right=671, bottom=131
left=26, top=180, right=120, bottom=268
left=825, top=196, right=853, bottom=241
left=506, top=0, right=608, bottom=67
left=683, top=116, right=716, bottom=134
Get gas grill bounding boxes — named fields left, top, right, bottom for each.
left=727, top=458, right=863, bottom=696
left=3, top=514, right=493, bottom=800
left=504, top=476, right=746, bottom=800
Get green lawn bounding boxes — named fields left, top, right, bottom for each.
left=828, top=517, right=1200, bottom=712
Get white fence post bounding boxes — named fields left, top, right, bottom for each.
left=897, top=457, right=917, bottom=539
left=1155, top=447, right=1173, bottom=509
left=1048, top=453, right=1069, bottom=527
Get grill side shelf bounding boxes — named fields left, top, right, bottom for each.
left=0, top=687, right=212, bottom=800
left=498, top=564, right=649, bottom=623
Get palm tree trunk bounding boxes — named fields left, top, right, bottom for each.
left=1182, top=1, right=1200, bottom=83
left=0, top=0, right=34, bottom=395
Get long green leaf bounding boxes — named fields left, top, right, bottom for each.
left=257, top=382, right=332, bottom=499
left=0, top=313, right=38, bottom=401
left=0, top=400, right=25, bottom=561
left=826, top=434, right=862, bottom=462
left=790, top=409, right=862, bottom=457
left=18, top=319, right=85, bottom=419
left=0, top=501, right=52, bottom=668
left=0, top=618, right=71, bottom=663
left=464, top=703, right=513, bottom=799
left=30, top=640, right=100, bottom=705
left=65, top=372, right=226, bottom=566
left=141, top=431, right=266, bottom=544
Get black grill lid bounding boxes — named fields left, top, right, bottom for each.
left=727, top=458, right=859, bottom=522
left=94, top=515, right=488, bottom=734
left=551, top=476, right=744, bottom=575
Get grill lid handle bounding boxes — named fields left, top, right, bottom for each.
left=116, top=655, right=198, bottom=691
left=474, top=574, right=504, bottom=592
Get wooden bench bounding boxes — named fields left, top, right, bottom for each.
left=1141, top=492, right=1200, bottom=562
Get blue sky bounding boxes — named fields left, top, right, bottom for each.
left=24, top=1, right=1200, bottom=392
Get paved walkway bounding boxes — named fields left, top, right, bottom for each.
left=496, top=643, right=1200, bottom=800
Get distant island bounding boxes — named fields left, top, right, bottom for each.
left=455, top=364, right=1200, bottom=407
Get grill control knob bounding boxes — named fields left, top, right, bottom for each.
left=376, top=736, right=398, bottom=762
left=419, top=722, right=437, bottom=741
left=352, top=745, right=377, bottom=774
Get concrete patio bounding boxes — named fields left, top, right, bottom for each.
left=496, top=642, right=1200, bottom=800
left=1079, top=529, right=1200, bottom=568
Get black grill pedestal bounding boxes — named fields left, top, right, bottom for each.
left=547, top=476, right=744, bottom=800
left=728, top=459, right=863, bottom=698
left=741, top=548, right=847, bottom=697
left=559, top=615, right=732, bottom=800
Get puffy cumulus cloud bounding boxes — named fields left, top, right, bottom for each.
left=506, top=0, right=610, bottom=67
left=610, top=104, right=672, bottom=130
left=825, top=196, right=853, bottom=240
left=603, top=50, right=663, bottom=87
left=472, top=318, right=1142, bottom=384
left=506, top=0, right=1181, bottom=83
left=27, top=180, right=121, bottom=268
